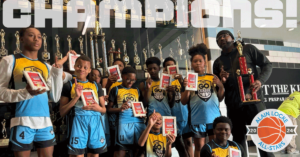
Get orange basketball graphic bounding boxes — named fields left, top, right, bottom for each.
left=257, top=116, right=286, bottom=145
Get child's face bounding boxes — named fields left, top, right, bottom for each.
left=153, top=113, right=162, bottom=129
left=114, top=61, right=125, bottom=72
left=89, top=69, right=101, bottom=84
left=191, top=55, right=205, bottom=73
left=122, top=73, right=136, bottom=88
left=214, top=123, right=231, bottom=142
left=21, top=28, right=42, bottom=51
left=74, top=59, right=91, bottom=80
left=147, top=63, right=160, bottom=78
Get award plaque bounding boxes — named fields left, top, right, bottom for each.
left=81, top=90, right=98, bottom=106
left=176, top=37, right=183, bottom=60
left=186, top=72, right=198, bottom=91
left=23, top=71, right=50, bottom=91
left=229, top=147, right=242, bottom=157
left=142, top=48, right=147, bottom=71
left=150, top=48, right=155, bottom=57
left=235, top=31, right=260, bottom=105
left=169, top=48, right=174, bottom=58
left=67, top=35, right=72, bottom=51
left=78, top=36, right=85, bottom=55
left=14, top=31, right=22, bottom=54
left=69, top=53, right=80, bottom=71
left=0, top=29, right=8, bottom=57
left=167, top=65, right=179, bottom=75
left=159, top=73, right=171, bottom=90
left=133, top=41, right=142, bottom=70
left=162, top=116, right=177, bottom=136
left=123, top=40, right=130, bottom=67
left=132, top=102, right=146, bottom=117
left=42, top=33, right=50, bottom=63
left=107, top=65, right=122, bottom=82
left=158, top=44, right=164, bottom=62
left=55, top=35, right=62, bottom=60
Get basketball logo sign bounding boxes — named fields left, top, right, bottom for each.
left=247, top=109, right=297, bottom=152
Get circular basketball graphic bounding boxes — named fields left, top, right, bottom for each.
left=257, top=116, right=286, bottom=145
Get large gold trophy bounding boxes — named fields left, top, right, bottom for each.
left=235, top=31, right=260, bottom=104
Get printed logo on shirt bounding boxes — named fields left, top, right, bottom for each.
left=196, top=79, right=213, bottom=102
left=123, top=93, right=137, bottom=102
left=152, top=85, right=165, bottom=102
left=173, top=85, right=181, bottom=103
left=152, top=140, right=165, bottom=157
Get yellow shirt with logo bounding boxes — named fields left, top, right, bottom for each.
left=146, top=132, right=167, bottom=157
left=278, top=91, right=300, bottom=118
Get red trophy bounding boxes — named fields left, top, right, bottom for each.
left=235, top=31, right=260, bottom=105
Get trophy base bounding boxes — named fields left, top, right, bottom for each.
left=135, top=65, right=142, bottom=70
left=0, top=139, right=9, bottom=148
left=241, top=99, right=261, bottom=105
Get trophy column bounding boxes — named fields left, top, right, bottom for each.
left=55, top=35, right=62, bottom=60
left=123, top=41, right=130, bottom=67
left=42, top=33, right=50, bottom=63
left=0, top=29, right=8, bottom=57
left=143, top=48, right=148, bottom=71
left=14, top=31, right=22, bottom=54
left=133, top=41, right=142, bottom=70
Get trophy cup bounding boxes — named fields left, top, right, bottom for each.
left=116, top=48, right=121, bottom=59
left=0, top=112, right=10, bottom=148
left=133, top=41, right=142, bottom=70
left=42, top=33, right=50, bottom=63
left=169, top=48, right=174, bottom=58
left=0, top=29, right=8, bottom=57
left=158, top=44, right=164, bottom=62
left=235, top=31, right=260, bottom=104
left=123, top=40, right=130, bottom=67
left=150, top=48, right=155, bottom=57
left=143, top=48, right=147, bottom=71
left=78, top=36, right=85, bottom=55
left=67, top=35, right=72, bottom=51
left=176, top=37, right=183, bottom=60
left=55, top=35, right=62, bottom=60
left=14, top=31, right=22, bottom=54
left=108, top=39, right=117, bottom=66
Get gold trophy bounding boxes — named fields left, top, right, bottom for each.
left=158, top=44, right=164, bottom=62
left=176, top=37, right=183, bottom=60
left=42, top=33, right=50, bottom=63
left=78, top=36, right=85, bottom=55
left=0, top=112, right=10, bottom=148
left=133, top=41, right=142, bottom=70
left=123, top=40, right=130, bottom=67
left=55, top=35, right=62, bottom=60
left=143, top=48, right=147, bottom=71
left=235, top=31, right=260, bottom=105
left=116, top=48, right=121, bottom=59
left=14, top=31, right=22, bottom=54
left=67, top=35, right=72, bottom=51
left=150, top=48, right=155, bottom=57
left=108, top=39, right=117, bottom=66
left=0, top=29, right=8, bottom=57
left=169, top=48, right=174, bottom=58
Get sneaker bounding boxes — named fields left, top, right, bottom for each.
left=287, top=150, right=300, bottom=154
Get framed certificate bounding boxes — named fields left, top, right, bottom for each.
left=167, top=65, right=179, bottom=75
left=102, top=88, right=107, bottom=105
left=107, top=65, right=122, bottom=82
left=185, top=72, right=198, bottom=91
left=229, top=148, right=241, bottom=157
left=69, top=54, right=80, bottom=71
left=23, top=71, right=49, bottom=91
left=159, top=73, right=171, bottom=90
left=81, top=90, right=98, bottom=106
left=131, top=102, right=146, bottom=117
left=162, top=116, right=177, bottom=136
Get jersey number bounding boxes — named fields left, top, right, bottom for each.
left=71, top=137, right=79, bottom=144
left=19, top=131, right=25, bottom=139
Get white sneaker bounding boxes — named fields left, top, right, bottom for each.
left=287, top=150, right=299, bottom=154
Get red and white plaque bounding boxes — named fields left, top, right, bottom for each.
left=229, top=148, right=241, bottom=157
left=69, top=54, right=80, bottom=71
left=167, top=65, right=179, bottom=75
left=162, top=116, right=177, bottom=136
left=185, top=72, right=198, bottom=91
left=131, top=102, right=146, bottom=117
left=159, top=73, right=171, bottom=90
left=23, top=71, right=49, bottom=91
left=81, top=90, right=98, bottom=106
left=107, top=65, right=122, bottom=81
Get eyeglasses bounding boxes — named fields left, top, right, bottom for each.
left=217, top=33, right=229, bottom=41
left=126, top=79, right=136, bottom=83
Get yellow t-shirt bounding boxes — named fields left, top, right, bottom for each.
left=278, top=91, right=300, bottom=118
left=146, top=132, right=167, bottom=157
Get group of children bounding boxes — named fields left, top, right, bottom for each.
left=0, top=26, right=246, bottom=157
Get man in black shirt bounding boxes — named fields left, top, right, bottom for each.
left=213, top=30, right=274, bottom=157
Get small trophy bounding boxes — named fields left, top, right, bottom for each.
left=42, top=33, right=50, bottom=63
left=235, top=31, right=260, bottom=105
left=123, top=41, right=130, bottom=67
left=108, top=39, right=117, bottom=66
left=0, top=29, right=8, bottom=57
left=176, top=37, right=183, bottom=60
left=14, top=31, right=22, bottom=54
left=78, top=36, right=85, bottom=55
left=158, top=44, right=164, bottom=62
left=150, top=48, right=155, bottom=57
left=98, top=58, right=103, bottom=76
left=0, top=112, right=10, bottom=148
left=67, top=35, right=72, bottom=51
left=55, top=35, right=62, bottom=60
left=169, top=48, right=174, bottom=58
left=143, top=48, right=147, bottom=71
left=133, top=41, right=142, bottom=70
left=116, top=48, right=121, bottom=59
left=60, top=117, right=67, bottom=141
